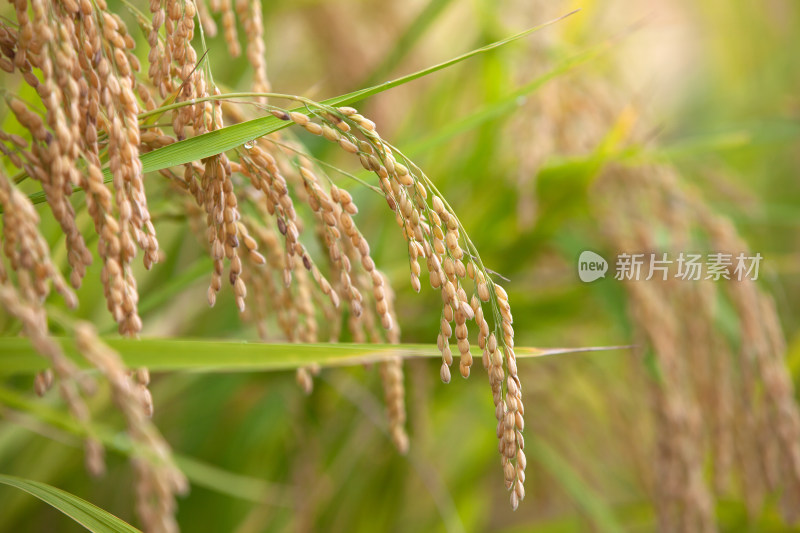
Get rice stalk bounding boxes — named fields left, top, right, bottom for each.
left=0, top=0, right=538, bottom=524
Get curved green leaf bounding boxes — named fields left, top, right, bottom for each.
left=0, top=474, right=141, bottom=533
left=20, top=10, right=578, bottom=208
left=138, top=10, right=578, bottom=172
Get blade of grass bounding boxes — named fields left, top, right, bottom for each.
left=0, top=337, right=628, bottom=375
left=321, top=9, right=579, bottom=108
left=174, top=455, right=291, bottom=506
left=0, top=474, right=141, bottom=533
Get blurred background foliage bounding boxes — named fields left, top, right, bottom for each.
left=1, top=0, right=800, bottom=531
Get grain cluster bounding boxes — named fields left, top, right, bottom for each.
left=0, top=0, right=528, bottom=528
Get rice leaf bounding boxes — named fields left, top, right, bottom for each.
left=21, top=10, right=578, bottom=208
left=0, top=474, right=141, bottom=533
left=0, top=337, right=625, bottom=375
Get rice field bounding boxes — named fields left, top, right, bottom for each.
left=1, top=1, right=799, bottom=532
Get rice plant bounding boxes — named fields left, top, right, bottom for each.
left=1, top=1, right=799, bottom=532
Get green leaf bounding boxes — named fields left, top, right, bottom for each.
left=319, top=10, right=578, bottom=108
left=0, top=474, right=141, bottom=533
left=0, top=337, right=625, bottom=375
